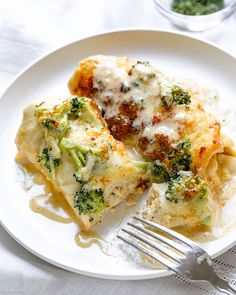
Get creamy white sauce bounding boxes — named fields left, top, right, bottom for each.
left=134, top=63, right=153, bottom=76
left=93, top=59, right=187, bottom=143
left=142, top=121, right=180, bottom=141
left=93, top=58, right=129, bottom=91
left=173, top=111, right=185, bottom=121
left=132, top=96, right=159, bottom=127
left=159, top=77, right=173, bottom=98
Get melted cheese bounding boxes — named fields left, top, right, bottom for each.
left=16, top=96, right=148, bottom=230
left=142, top=120, right=180, bottom=141
left=93, top=58, right=129, bottom=90
left=92, top=59, right=189, bottom=144
left=66, top=55, right=236, bottom=233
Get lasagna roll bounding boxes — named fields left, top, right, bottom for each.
left=68, top=55, right=234, bottom=177
left=68, top=56, right=236, bottom=229
left=16, top=96, right=148, bottom=230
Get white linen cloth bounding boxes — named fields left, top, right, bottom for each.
left=0, top=0, right=236, bottom=294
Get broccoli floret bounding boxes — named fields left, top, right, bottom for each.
left=70, top=97, right=83, bottom=113
left=60, top=138, right=87, bottom=169
left=38, top=148, right=51, bottom=172
left=42, top=119, right=58, bottom=129
left=36, top=109, right=69, bottom=135
left=70, top=148, right=87, bottom=168
left=162, top=85, right=191, bottom=107
left=133, top=160, right=170, bottom=184
left=165, top=173, right=208, bottom=204
left=37, top=147, right=61, bottom=177
left=74, top=185, right=106, bottom=215
left=168, top=139, right=191, bottom=176
left=164, top=172, right=211, bottom=226
left=152, top=163, right=170, bottom=183
left=135, top=139, right=191, bottom=181
left=133, top=160, right=150, bottom=171
left=60, top=138, right=91, bottom=182
left=35, top=97, right=99, bottom=136
left=171, top=85, right=191, bottom=105
left=69, top=97, right=100, bottom=125
left=78, top=98, right=100, bottom=125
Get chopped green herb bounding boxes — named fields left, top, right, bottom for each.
left=35, top=101, right=45, bottom=107
left=172, top=0, right=224, bottom=16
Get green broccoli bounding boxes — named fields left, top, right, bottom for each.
left=162, top=85, right=191, bottom=107
left=152, top=162, right=170, bottom=183
left=69, top=97, right=100, bottom=125
left=37, top=109, right=69, bottom=136
left=165, top=172, right=208, bottom=204
left=133, top=160, right=151, bottom=171
left=35, top=97, right=99, bottom=137
left=37, top=147, right=61, bottom=177
left=168, top=139, right=191, bottom=176
left=70, top=97, right=83, bottom=113
left=164, top=172, right=211, bottom=225
left=60, top=139, right=87, bottom=166
left=77, top=98, right=100, bottom=125
left=165, top=171, right=212, bottom=226
left=135, top=139, right=191, bottom=182
left=74, top=185, right=106, bottom=215
left=171, top=85, right=191, bottom=105
left=38, top=148, right=51, bottom=172
left=41, top=119, right=58, bottom=129
left=60, top=138, right=91, bottom=182
left=133, top=160, right=170, bottom=184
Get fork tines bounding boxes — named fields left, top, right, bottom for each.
left=117, top=216, right=196, bottom=271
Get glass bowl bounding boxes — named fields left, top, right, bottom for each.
left=153, top=0, right=236, bottom=31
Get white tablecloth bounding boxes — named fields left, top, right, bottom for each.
left=0, top=1, right=236, bottom=294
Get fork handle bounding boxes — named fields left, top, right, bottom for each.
left=211, top=274, right=236, bottom=295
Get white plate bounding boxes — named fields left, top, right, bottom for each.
left=0, top=30, right=236, bottom=280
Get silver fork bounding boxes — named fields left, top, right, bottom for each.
left=117, top=216, right=236, bottom=295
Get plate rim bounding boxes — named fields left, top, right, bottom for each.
left=0, top=28, right=236, bottom=280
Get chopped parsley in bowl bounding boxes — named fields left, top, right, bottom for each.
left=172, top=0, right=224, bottom=16
left=153, top=0, right=236, bottom=31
